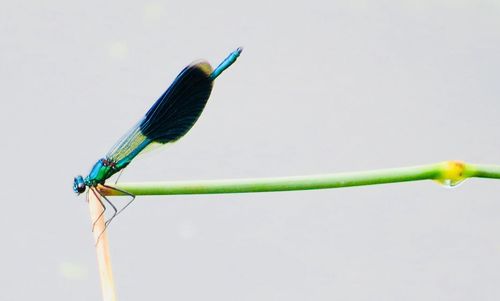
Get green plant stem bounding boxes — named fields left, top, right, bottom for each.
left=469, top=164, right=500, bottom=179
left=100, top=161, right=500, bottom=196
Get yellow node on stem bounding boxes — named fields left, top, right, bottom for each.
left=435, top=160, right=467, bottom=188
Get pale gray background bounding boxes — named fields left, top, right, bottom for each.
left=1, top=0, right=500, bottom=300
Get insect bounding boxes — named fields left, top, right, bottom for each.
left=73, top=47, right=242, bottom=227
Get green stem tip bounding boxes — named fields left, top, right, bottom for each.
left=99, top=161, right=500, bottom=196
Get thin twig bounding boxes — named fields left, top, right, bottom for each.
left=99, top=161, right=499, bottom=196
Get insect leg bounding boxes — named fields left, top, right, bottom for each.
left=101, top=184, right=136, bottom=227
left=114, top=169, right=124, bottom=185
left=90, top=187, right=107, bottom=233
left=93, top=187, right=121, bottom=244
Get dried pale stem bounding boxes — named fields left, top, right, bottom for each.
left=88, top=190, right=117, bottom=301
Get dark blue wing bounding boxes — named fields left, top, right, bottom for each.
left=140, top=61, right=214, bottom=143
left=106, top=61, right=214, bottom=165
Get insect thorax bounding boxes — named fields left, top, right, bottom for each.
left=85, top=158, right=120, bottom=186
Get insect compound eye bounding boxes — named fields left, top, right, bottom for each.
left=73, top=175, right=86, bottom=194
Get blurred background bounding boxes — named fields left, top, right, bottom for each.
left=1, top=0, right=500, bottom=300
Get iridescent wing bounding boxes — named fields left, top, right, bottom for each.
left=105, top=61, right=214, bottom=168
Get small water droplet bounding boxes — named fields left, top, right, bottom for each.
left=436, top=178, right=467, bottom=189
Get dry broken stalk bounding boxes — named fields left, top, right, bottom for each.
left=88, top=188, right=117, bottom=301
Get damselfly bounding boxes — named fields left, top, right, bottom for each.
left=73, top=48, right=242, bottom=228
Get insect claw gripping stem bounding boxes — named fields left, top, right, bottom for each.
left=101, top=184, right=136, bottom=227
left=88, top=184, right=137, bottom=244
